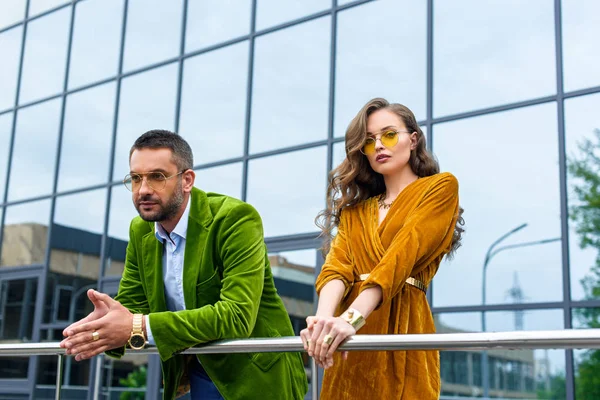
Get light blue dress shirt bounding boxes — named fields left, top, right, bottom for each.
left=145, top=199, right=190, bottom=345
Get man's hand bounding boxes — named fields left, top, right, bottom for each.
left=60, top=290, right=134, bottom=361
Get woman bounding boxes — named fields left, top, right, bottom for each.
left=301, top=98, right=464, bottom=399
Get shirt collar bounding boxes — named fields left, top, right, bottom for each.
left=154, top=197, right=191, bottom=243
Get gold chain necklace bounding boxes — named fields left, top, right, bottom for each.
left=378, top=192, right=394, bottom=210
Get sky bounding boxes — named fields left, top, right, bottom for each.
left=1, top=0, right=600, bottom=378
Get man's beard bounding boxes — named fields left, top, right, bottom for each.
left=135, top=185, right=184, bottom=222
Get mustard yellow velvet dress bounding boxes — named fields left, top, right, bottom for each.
left=315, top=172, right=460, bottom=400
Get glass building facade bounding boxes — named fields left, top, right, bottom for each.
left=0, top=0, right=599, bottom=399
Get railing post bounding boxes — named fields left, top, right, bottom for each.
left=93, top=354, right=103, bottom=400
left=311, top=358, right=319, bottom=400
left=55, top=354, right=64, bottom=400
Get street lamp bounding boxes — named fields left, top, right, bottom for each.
left=480, top=223, right=561, bottom=398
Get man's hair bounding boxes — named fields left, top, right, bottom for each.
left=130, top=129, right=194, bottom=171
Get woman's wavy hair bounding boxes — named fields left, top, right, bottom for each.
left=316, top=97, right=465, bottom=257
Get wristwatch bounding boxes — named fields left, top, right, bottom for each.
left=128, top=314, right=147, bottom=350
left=339, top=308, right=366, bottom=331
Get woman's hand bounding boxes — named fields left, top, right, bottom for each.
left=300, top=315, right=355, bottom=369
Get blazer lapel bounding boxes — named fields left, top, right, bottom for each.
left=182, top=188, right=213, bottom=310
left=142, top=230, right=167, bottom=312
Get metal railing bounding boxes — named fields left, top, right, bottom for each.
left=2, top=329, right=600, bottom=400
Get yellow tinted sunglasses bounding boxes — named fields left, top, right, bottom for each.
left=360, top=130, right=412, bottom=155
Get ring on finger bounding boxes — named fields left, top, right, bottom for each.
left=323, top=334, right=334, bottom=345
left=92, top=331, right=100, bottom=341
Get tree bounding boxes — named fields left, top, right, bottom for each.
left=568, top=128, right=600, bottom=400
left=118, top=365, right=147, bottom=400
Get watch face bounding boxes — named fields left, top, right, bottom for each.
left=129, top=334, right=146, bottom=349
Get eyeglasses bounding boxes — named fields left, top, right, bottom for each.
left=123, top=171, right=184, bottom=192
left=360, top=130, right=412, bottom=155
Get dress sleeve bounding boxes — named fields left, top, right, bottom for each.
left=315, top=211, right=355, bottom=296
left=360, top=173, right=460, bottom=306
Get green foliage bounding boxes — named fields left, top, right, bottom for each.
left=537, top=372, right=566, bottom=399
left=118, top=365, right=147, bottom=400
left=568, top=128, right=600, bottom=400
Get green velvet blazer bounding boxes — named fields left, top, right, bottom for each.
left=107, top=187, right=308, bottom=400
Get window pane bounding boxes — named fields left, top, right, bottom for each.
left=105, top=185, right=136, bottom=277
left=256, top=0, right=329, bottom=30
left=19, top=7, right=70, bottom=104
left=194, top=163, right=243, bottom=200
left=0, top=26, right=22, bottom=110
left=59, top=82, right=116, bottom=191
left=185, top=0, right=251, bottom=51
left=434, top=0, right=556, bottom=117
left=0, top=0, right=25, bottom=29
left=562, top=0, right=600, bottom=92
left=247, top=147, right=326, bottom=237
left=179, top=42, right=248, bottom=164
left=1, top=199, right=51, bottom=267
left=432, top=104, right=562, bottom=307
left=28, top=0, right=69, bottom=17
left=250, top=17, right=330, bottom=153
left=436, top=310, right=566, bottom=399
left=123, top=0, right=182, bottom=72
left=68, top=0, right=123, bottom=89
left=48, top=189, right=106, bottom=323
left=334, top=0, right=426, bottom=137
left=8, top=99, right=61, bottom=201
left=0, top=113, right=13, bottom=201
left=112, top=64, right=178, bottom=181
left=565, top=92, right=600, bottom=301
left=0, top=277, right=38, bottom=379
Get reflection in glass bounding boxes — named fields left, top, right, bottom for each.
left=334, top=0, right=426, bottom=137
left=0, top=113, right=13, bottom=201
left=0, top=277, right=38, bottom=379
left=51, top=189, right=106, bottom=279
left=0, top=26, right=22, bottom=110
left=68, top=0, right=123, bottom=89
left=0, top=0, right=25, bottom=29
left=19, top=7, right=70, bottom=104
left=179, top=42, right=249, bottom=164
left=8, top=99, right=61, bottom=201
left=28, top=0, right=69, bottom=17
left=105, top=186, right=136, bottom=277
left=256, top=0, right=329, bottom=30
left=250, top=17, right=330, bottom=154
left=185, top=0, right=251, bottom=51
left=59, top=82, right=116, bottom=191
left=436, top=310, right=566, bottom=399
left=123, top=0, right=182, bottom=72
left=194, top=163, right=243, bottom=200
left=1, top=199, right=51, bottom=267
left=565, top=93, right=600, bottom=301
left=432, top=104, right=562, bottom=307
left=247, top=147, right=326, bottom=237
left=104, top=354, right=150, bottom=399
left=572, top=308, right=600, bottom=400
left=562, top=0, right=600, bottom=92
left=112, top=63, right=178, bottom=181
left=433, top=0, right=555, bottom=117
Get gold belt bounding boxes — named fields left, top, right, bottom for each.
left=358, top=273, right=427, bottom=294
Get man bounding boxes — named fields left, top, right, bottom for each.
left=60, top=130, right=308, bottom=400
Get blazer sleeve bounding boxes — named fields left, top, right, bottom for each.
left=360, top=173, right=460, bottom=306
left=106, top=220, right=151, bottom=359
left=147, top=203, right=267, bottom=361
left=315, top=211, right=355, bottom=296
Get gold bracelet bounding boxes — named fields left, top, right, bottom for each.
left=339, top=308, right=366, bottom=331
